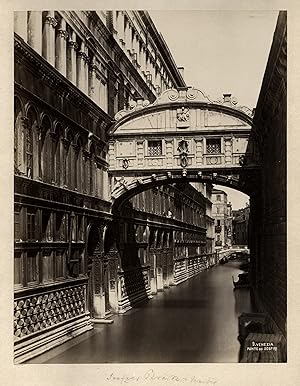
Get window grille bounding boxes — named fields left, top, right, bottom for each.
left=206, top=138, right=221, bottom=154
left=148, top=140, right=162, bottom=156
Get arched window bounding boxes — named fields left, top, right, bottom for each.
left=26, top=107, right=38, bottom=178
left=14, top=97, right=24, bottom=174
left=53, top=123, right=62, bottom=185
left=40, top=115, right=52, bottom=183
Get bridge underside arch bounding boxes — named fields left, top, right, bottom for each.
left=111, top=169, right=256, bottom=213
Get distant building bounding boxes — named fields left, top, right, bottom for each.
left=232, top=205, right=250, bottom=246
left=211, top=189, right=232, bottom=249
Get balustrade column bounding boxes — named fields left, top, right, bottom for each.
left=14, top=11, right=27, bottom=40
left=42, top=11, right=57, bottom=65
left=27, top=11, right=42, bottom=54
left=67, top=31, right=78, bottom=84
left=55, top=18, right=68, bottom=76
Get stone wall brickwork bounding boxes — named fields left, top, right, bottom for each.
left=251, top=11, right=287, bottom=337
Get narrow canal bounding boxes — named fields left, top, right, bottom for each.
left=28, top=259, right=253, bottom=363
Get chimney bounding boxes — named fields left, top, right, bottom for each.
left=178, top=67, right=184, bottom=79
left=223, top=93, right=232, bottom=105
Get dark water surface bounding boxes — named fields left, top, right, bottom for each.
left=28, top=260, right=253, bottom=363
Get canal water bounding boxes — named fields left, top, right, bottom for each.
left=28, top=259, right=253, bottom=363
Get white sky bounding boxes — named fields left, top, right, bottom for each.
left=150, top=10, right=278, bottom=209
left=213, top=185, right=249, bottom=210
left=150, top=10, right=278, bottom=108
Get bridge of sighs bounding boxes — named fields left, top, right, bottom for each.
left=108, top=87, right=259, bottom=210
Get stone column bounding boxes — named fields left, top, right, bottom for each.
left=77, top=41, right=87, bottom=92
left=112, top=11, right=117, bottom=37
left=42, top=11, right=57, bottom=65
left=95, top=74, right=101, bottom=106
left=61, top=138, right=69, bottom=188
left=92, top=256, right=106, bottom=319
left=27, top=11, right=42, bottom=54
left=125, top=20, right=131, bottom=53
left=84, top=45, right=90, bottom=94
left=14, top=11, right=27, bottom=40
left=88, top=59, right=97, bottom=101
left=133, top=31, right=139, bottom=58
left=96, top=166, right=102, bottom=198
left=100, top=80, right=108, bottom=113
left=93, top=160, right=98, bottom=196
left=136, top=36, right=141, bottom=65
left=67, top=31, right=78, bottom=84
left=55, top=18, right=68, bottom=76
left=102, top=166, right=109, bottom=201
left=117, top=11, right=125, bottom=44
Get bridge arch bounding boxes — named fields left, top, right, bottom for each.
left=111, top=171, right=254, bottom=213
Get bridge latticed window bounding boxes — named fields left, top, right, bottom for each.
left=148, top=140, right=162, bottom=156
left=206, top=138, right=221, bottom=154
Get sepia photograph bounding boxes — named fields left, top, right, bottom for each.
left=12, top=8, right=287, bottom=366
left=2, top=1, right=299, bottom=384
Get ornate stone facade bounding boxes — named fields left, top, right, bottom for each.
left=13, top=10, right=191, bottom=363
